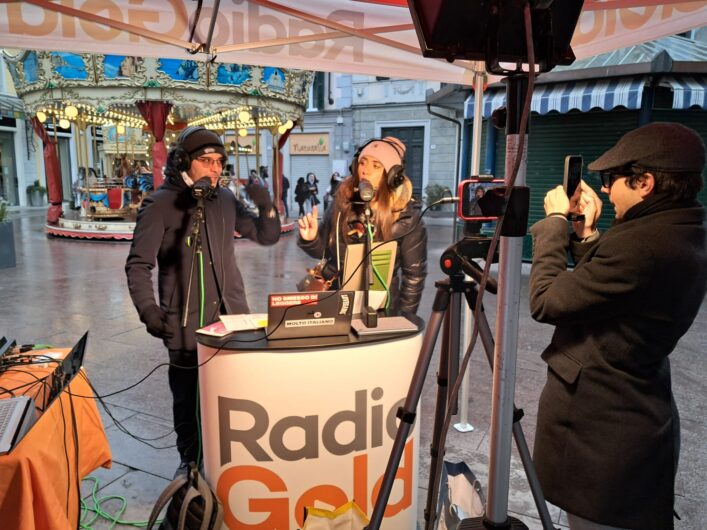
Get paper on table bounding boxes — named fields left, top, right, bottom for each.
left=352, top=291, right=388, bottom=314
left=219, top=313, right=268, bottom=331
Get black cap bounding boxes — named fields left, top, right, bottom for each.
left=587, top=122, right=705, bottom=174
left=178, top=126, right=226, bottom=159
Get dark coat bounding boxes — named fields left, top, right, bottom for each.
left=529, top=197, right=707, bottom=529
left=298, top=193, right=427, bottom=315
left=126, top=177, right=281, bottom=351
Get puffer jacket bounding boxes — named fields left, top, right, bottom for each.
left=126, top=176, right=281, bottom=351
left=298, top=178, right=427, bottom=314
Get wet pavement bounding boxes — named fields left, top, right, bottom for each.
left=1, top=207, right=705, bottom=529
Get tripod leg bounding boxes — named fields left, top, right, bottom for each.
left=424, top=280, right=465, bottom=530
left=366, top=282, right=451, bottom=530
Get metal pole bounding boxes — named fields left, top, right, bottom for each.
left=485, top=75, right=528, bottom=525
left=456, top=68, right=486, bottom=433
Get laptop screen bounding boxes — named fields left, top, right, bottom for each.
left=267, top=292, right=354, bottom=340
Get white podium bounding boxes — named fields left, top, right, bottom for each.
left=197, top=321, right=424, bottom=530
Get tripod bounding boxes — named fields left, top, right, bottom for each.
left=367, top=248, right=556, bottom=530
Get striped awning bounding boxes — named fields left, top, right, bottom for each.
left=658, top=75, right=707, bottom=110
left=0, top=93, right=25, bottom=119
left=464, top=76, right=649, bottom=119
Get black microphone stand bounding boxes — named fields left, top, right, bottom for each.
left=361, top=204, right=378, bottom=328
left=182, top=196, right=205, bottom=328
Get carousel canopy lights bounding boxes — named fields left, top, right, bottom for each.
left=64, top=104, right=79, bottom=119
left=116, top=124, right=126, bottom=134
left=36, top=111, right=47, bottom=123
left=238, top=128, right=248, bottom=137
left=58, top=118, right=70, bottom=129
left=238, top=109, right=251, bottom=123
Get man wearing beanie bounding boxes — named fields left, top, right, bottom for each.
left=529, top=122, right=707, bottom=529
left=125, top=126, right=280, bottom=476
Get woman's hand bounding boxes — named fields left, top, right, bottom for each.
left=572, top=180, right=602, bottom=238
left=298, top=205, right=319, bottom=241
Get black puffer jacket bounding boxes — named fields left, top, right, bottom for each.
left=298, top=182, right=427, bottom=315
left=126, top=176, right=280, bottom=351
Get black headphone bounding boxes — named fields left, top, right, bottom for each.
left=350, top=138, right=406, bottom=190
left=170, top=125, right=204, bottom=174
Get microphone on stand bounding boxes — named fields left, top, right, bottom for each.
left=191, top=177, right=216, bottom=202
left=183, top=177, right=213, bottom=328
left=357, top=180, right=378, bottom=328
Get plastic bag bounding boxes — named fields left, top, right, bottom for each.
left=436, top=460, right=486, bottom=530
left=302, top=501, right=369, bottom=530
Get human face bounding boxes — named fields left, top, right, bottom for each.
left=189, top=154, right=225, bottom=187
left=600, top=172, right=643, bottom=220
left=357, top=155, right=385, bottom=189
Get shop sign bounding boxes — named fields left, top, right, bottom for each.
left=290, top=133, right=329, bottom=155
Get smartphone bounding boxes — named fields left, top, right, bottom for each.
left=563, top=155, right=583, bottom=197
left=458, top=176, right=506, bottom=221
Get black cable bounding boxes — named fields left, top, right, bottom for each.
left=68, top=387, right=82, bottom=527
left=58, top=393, right=71, bottom=518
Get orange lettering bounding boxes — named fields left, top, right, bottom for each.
left=127, top=0, right=160, bottom=43
left=353, top=452, right=368, bottom=514
left=619, top=6, right=657, bottom=30
left=163, top=0, right=189, bottom=41
left=218, top=465, right=288, bottom=530
left=7, top=4, right=58, bottom=36
left=61, top=0, right=76, bottom=38
left=372, top=438, right=414, bottom=518
left=80, top=0, right=121, bottom=40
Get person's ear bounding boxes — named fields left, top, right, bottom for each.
left=638, top=172, right=655, bottom=198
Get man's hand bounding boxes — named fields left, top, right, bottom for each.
left=246, top=183, right=272, bottom=209
left=142, top=306, right=173, bottom=340
left=298, top=205, right=319, bottom=241
left=544, top=185, right=570, bottom=217
left=573, top=180, right=603, bottom=239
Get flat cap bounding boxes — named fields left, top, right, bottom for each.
left=587, top=122, right=705, bottom=173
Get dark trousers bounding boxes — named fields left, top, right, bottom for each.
left=282, top=196, right=289, bottom=217
left=168, top=348, right=200, bottom=464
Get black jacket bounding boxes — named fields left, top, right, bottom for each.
left=529, top=196, right=707, bottom=529
left=126, top=177, right=280, bottom=351
left=298, top=191, right=427, bottom=314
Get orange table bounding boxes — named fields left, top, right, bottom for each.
left=0, top=349, right=112, bottom=530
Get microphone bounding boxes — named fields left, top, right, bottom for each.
left=357, top=180, right=375, bottom=202
left=191, top=177, right=215, bottom=201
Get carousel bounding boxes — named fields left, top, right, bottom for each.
left=6, top=50, right=312, bottom=239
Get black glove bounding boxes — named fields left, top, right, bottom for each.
left=246, top=183, right=273, bottom=210
left=142, top=306, right=173, bottom=340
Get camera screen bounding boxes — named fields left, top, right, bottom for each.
left=458, top=178, right=506, bottom=221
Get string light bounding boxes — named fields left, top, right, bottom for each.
left=64, top=104, right=78, bottom=118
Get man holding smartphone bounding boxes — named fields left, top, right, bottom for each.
left=528, top=122, right=707, bottom=529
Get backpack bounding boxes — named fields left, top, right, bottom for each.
left=147, top=463, right=224, bottom=530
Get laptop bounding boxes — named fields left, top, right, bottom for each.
left=267, top=291, right=354, bottom=340
left=48, top=331, right=89, bottom=409
left=0, top=396, right=36, bottom=455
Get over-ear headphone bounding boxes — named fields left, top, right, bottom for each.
left=350, top=138, right=406, bottom=190
left=171, top=125, right=204, bottom=173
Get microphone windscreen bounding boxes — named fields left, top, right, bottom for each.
left=358, top=180, right=375, bottom=202
left=192, top=177, right=214, bottom=200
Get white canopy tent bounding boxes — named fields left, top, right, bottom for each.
left=1, top=1, right=706, bottom=84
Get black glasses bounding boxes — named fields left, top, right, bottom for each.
left=598, top=171, right=626, bottom=188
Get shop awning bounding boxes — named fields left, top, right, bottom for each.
left=658, top=75, right=707, bottom=110
left=0, top=94, right=25, bottom=119
left=464, top=76, right=649, bottom=119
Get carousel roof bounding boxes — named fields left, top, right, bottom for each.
left=3, top=49, right=311, bottom=132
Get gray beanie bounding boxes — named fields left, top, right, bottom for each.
left=178, top=127, right=226, bottom=159
left=588, top=122, right=705, bottom=173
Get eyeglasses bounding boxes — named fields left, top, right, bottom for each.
left=598, top=171, right=627, bottom=189
left=195, top=156, right=226, bottom=168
